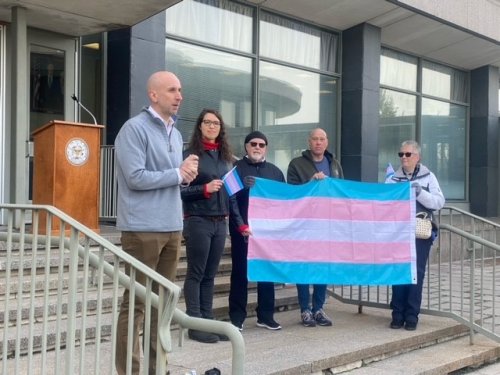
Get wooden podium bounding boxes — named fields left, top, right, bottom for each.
left=32, top=120, right=104, bottom=234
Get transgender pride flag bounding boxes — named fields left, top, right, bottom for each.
left=222, top=166, right=244, bottom=197
left=247, top=178, right=416, bottom=286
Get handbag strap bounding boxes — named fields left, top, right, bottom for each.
left=416, top=212, right=429, bottom=219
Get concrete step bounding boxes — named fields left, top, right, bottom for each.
left=0, top=246, right=233, bottom=291
left=0, top=274, right=273, bottom=326
left=343, top=334, right=500, bottom=374
left=0, top=256, right=233, bottom=299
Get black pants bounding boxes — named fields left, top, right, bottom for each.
left=228, top=231, right=275, bottom=325
left=391, top=236, right=433, bottom=324
left=183, top=216, right=227, bottom=319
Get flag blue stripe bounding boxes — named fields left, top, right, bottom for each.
left=248, top=259, right=415, bottom=285
left=251, top=177, right=410, bottom=201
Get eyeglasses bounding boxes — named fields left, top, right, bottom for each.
left=249, top=142, right=266, bottom=149
left=398, top=152, right=414, bottom=158
left=202, top=119, right=221, bottom=127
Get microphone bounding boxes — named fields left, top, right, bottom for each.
left=71, top=94, right=98, bottom=125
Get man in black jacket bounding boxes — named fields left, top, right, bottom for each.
left=287, top=128, right=344, bottom=327
left=228, top=131, right=285, bottom=331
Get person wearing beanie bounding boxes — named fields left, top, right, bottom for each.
left=243, top=130, right=268, bottom=146
left=287, top=128, right=343, bottom=328
left=228, top=130, right=285, bottom=331
left=181, top=108, right=234, bottom=344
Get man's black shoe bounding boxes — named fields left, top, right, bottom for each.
left=188, top=329, right=219, bottom=343
left=216, top=333, right=230, bottom=341
left=205, top=368, right=221, bottom=375
left=390, top=320, right=404, bottom=329
left=404, top=321, right=417, bottom=331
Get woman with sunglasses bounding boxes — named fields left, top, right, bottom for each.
left=181, top=108, right=233, bottom=343
left=386, top=140, right=445, bottom=331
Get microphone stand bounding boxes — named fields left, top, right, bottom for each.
left=71, top=94, right=98, bottom=125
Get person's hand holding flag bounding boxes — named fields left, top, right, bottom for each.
left=385, top=162, right=395, bottom=180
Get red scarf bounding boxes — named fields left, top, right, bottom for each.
left=202, top=140, right=220, bottom=151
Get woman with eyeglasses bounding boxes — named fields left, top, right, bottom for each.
left=386, top=140, right=445, bottom=331
left=181, top=108, right=233, bottom=343
left=228, top=131, right=285, bottom=332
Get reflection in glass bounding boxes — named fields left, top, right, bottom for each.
left=166, top=0, right=253, bottom=53
left=380, top=49, right=417, bottom=92
left=422, top=61, right=467, bottom=102
left=260, top=11, right=338, bottom=72
left=29, top=45, right=65, bottom=137
left=258, top=61, right=338, bottom=173
left=422, top=98, right=466, bottom=200
left=30, top=48, right=65, bottom=115
left=165, top=39, right=252, bottom=152
left=378, top=89, right=416, bottom=182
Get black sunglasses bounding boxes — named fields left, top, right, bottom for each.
left=398, top=152, right=413, bottom=158
left=249, top=142, right=266, bottom=149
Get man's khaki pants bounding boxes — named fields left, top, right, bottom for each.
left=115, top=231, right=181, bottom=375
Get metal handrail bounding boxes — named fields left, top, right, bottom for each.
left=330, top=205, right=500, bottom=345
left=0, top=204, right=245, bottom=374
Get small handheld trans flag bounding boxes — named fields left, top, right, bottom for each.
left=222, top=166, right=244, bottom=196
left=385, top=162, right=395, bottom=180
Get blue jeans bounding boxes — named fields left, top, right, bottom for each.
left=296, top=284, right=327, bottom=313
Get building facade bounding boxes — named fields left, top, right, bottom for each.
left=1, top=0, right=500, bottom=223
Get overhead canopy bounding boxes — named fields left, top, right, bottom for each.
left=0, top=0, right=181, bottom=36
left=0, top=0, right=499, bottom=70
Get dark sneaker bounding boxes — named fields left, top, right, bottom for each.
left=256, top=318, right=282, bottom=330
left=390, top=320, right=404, bottom=329
left=404, top=321, right=417, bottom=331
left=188, top=329, right=219, bottom=343
left=314, top=309, right=332, bottom=326
left=301, top=309, right=316, bottom=327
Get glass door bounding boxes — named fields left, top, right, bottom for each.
left=27, top=30, right=77, bottom=200
left=28, top=30, right=77, bottom=134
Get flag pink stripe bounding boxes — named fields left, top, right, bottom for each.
left=250, top=197, right=411, bottom=221
left=248, top=238, right=413, bottom=264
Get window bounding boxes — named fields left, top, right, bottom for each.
left=166, top=0, right=254, bottom=53
left=259, top=61, right=338, bottom=172
left=165, top=39, right=253, bottom=150
left=379, top=48, right=468, bottom=201
left=260, top=12, right=338, bottom=73
left=421, top=99, right=466, bottom=200
left=378, top=89, right=417, bottom=181
left=380, top=49, right=417, bottom=92
left=165, top=0, right=340, bottom=172
left=422, top=61, right=467, bottom=102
